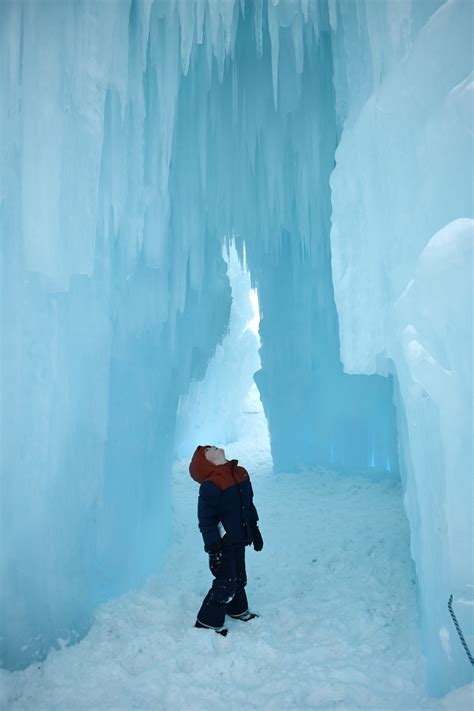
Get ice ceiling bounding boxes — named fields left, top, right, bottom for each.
left=1, top=0, right=473, bottom=695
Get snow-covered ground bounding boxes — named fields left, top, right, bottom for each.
left=2, top=405, right=472, bottom=710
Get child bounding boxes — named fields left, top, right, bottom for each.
left=189, top=445, right=264, bottom=635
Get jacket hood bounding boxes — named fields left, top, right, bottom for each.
left=189, top=445, right=239, bottom=484
left=189, top=445, right=215, bottom=483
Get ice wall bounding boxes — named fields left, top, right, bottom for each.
left=1, top=0, right=398, bottom=672
left=178, top=0, right=399, bottom=476
left=1, top=0, right=232, bottom=669
left=2, top=0, right=471, bottom=696
left=329, top=0, right=474, bottom=694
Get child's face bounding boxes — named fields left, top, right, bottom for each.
left=204, top=445, right=226, bottom=465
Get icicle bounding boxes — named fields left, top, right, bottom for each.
left=301, top=0, right=309, bottom=23
left=196, top=0, right=206, bottom=44
left=308, top=0, right=320, bottom=43
left=303, top=14, right=314, bottom=56
left=216, top=22, right=226, bottom=82
left=267, top=0, right=280, bottom=109
left=107, top=0, right=131, bottom=123
left=208, top=0, right=220, bottom=56
left=279, top=0, right=299, bottom=27
left=157, top=1, right=180, bottom=195
left=328, top=0, right=338, bottom=31
left=141, top=1, right=154, bottom=68
left=292, top=11, right=304, bottom=74
left=254, top=0, right=264, bottom=58
left=205, top=5, right=213, bottom=79
left=230, top=0, right=240, bottom=60
left=219, top=0, right=237, bottom=56
left=178, top=0, right=195, bottom=75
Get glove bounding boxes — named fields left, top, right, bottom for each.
left=251, top=522, right=263, bottom=552
left=207, top=542, right=223, bottom=576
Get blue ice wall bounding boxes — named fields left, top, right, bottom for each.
left=2, top=0, right=472, bottom=696
left=329, top=0, right=473, bottom=694
left=193, top=5, right=399, bottom=475
left=1, top=0, right=231, bottom=669
left=254, top=233, right=399, bottom=475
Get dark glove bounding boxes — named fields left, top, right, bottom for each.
left=251, top=522, right=263, bottom=552
left=207, top=542, right=223, bottom=576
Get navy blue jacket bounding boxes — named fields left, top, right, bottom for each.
left=198, top=476, right=259, bottom=550
left=189, top=447, right=259, bottom=551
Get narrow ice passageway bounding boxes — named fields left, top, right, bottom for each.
left=3, top=403, right=443, bottom=711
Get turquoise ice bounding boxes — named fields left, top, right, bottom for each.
left=1, top=0, right=472, bottom=697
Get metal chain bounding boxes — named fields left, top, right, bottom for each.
left=448, top=594, right=474, bottom=666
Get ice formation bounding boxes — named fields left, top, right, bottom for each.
left=329, top=0, right=473, bottom=693
left=175, top=244, right=261, bottom=455
left=1, top=0, right=472, bottom=696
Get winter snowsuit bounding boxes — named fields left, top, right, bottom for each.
left=189, top=445, right=259, bottom=628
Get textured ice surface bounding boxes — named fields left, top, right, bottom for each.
left=1, top=0, right=472, bottom=696
left=1, top=0, right=234, bottom=670
left=330, top=0, right=473, bottom=693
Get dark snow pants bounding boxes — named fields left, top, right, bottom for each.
left=197, top=542, right=248, bottom=629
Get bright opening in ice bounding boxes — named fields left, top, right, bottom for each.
left=175, top=242, right=270, bottom=459
left=247, top=288, right=260, bottom=338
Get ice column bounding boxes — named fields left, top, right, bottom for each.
left=330, top=0, right=474, bottom=693
left=1, top=0, right=231, bottom=669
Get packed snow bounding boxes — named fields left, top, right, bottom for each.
left=3, top=404, right=469, bottom=711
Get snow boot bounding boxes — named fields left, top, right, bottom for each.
left=194, top=620, right=228, bottom=636
left=228, top=611, right=259, bottom=622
